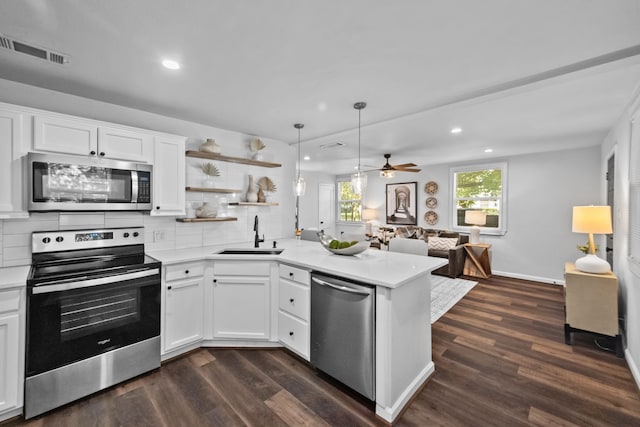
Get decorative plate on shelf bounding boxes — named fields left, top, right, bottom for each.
left=425, top=197, right=438, bottom=209
left=425, top=181, right=438, bottom=195
left=424, top=210, right=438, bottom=225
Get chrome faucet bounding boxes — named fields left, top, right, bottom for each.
left=254, top=215, right=264, bottom=248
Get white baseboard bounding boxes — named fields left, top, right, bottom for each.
left=375, top=361, right=435, bottom=423
left=492, top=270, right=565, bottom=286
left=626, top=348, right=640, bottom=391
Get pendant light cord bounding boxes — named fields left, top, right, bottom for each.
left=357, top=107, right=361, bottom=172
left=297, top=126, right=301, bottom=179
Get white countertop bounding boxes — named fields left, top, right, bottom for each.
left=0, top=265, right=31, bottom=290
left=148, top=239, right=447, bottom=289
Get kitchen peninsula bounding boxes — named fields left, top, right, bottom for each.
left=148, top=239, right=446, bottom=423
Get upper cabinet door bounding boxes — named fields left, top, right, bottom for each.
left=0, top=108, right=28, bottom=218
left=33, top=115, right=98, bottom=156
left=152, top=135, right=185, bottom=216
left=98, top=126, right=152, bottom=162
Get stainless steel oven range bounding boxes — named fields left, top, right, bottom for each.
left=25, top=227, right=161, bottom=419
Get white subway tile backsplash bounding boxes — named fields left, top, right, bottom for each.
left=59, top=213, right=105, bottom=229
left=3, top=233, right=30, bottom=248
left=105, top=212, right=144, bottom=228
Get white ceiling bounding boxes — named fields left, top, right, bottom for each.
left=1, top=1, right=640, bottom=173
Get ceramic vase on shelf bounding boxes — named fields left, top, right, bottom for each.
left=202, top=174, right=215, bottom=188
left=199, top=138, right=221, bottom=154
left=246, top=175, right=258, bottom=203
left=195, top=202, right=217, bottom=218
left=257, top=188, right=266, bottom=203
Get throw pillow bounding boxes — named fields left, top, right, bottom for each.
left=428, top=236, right=459, bottom=251
left=395, top=227, right=416, bottom=239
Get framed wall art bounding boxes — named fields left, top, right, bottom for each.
left=386, top=182, right=417, bottom=225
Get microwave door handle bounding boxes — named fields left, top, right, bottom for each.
left=131, top=171, right=139, bottom=203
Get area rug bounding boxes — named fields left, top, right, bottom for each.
left=431, top=276, right=478, bottom=323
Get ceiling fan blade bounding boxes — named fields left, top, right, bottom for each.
left=393, top=163, right=417, bottom=168
left=396, top=168, right=421, bottom=172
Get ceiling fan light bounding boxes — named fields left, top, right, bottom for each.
left=351, top=171, right=367, bottom=195
left=380, top=170, right=395, bottom=179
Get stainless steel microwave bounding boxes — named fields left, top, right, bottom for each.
left=28, top=152, right=152, bottom=211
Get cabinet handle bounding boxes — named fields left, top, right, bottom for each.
left=289, top=331, right=294, bottom=336
left=213, top=279, right=217, bottom=283
left=289, top=272, right=294, bottom=278
left=99, top=152, right=105, bottom=157
left=289, top=298, right=294, bottom=303
left=90, top=150, right=96, bottom=156
left=167, top=285, right=172, bottom=290
left=156, top=206, right=160, bottom=210
left=185, top=270, right=189, bottom=274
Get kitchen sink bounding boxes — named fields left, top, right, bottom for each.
left=217, top=249, right=284, bottom=255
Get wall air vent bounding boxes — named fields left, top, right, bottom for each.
left=319, top=142, right=345, bottom=150
left=0, top=33, right=69, bottom=65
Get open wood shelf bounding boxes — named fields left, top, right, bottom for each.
left=176, top=217, right=238, bottom=223
left=186, top=150, right=281, bottom=168
left=185, top=186, right=242, bottom=193
left=229, top=202, right=279, bottom=206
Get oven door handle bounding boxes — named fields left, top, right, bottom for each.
left=31, top=268, right=160, bottom=294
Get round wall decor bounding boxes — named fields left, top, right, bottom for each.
left=424, top=210, right=438, bottom=225
left=425, top=197, right=437, bottom=209
left=425, top=181, right=438, bottom=195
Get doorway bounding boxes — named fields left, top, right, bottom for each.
left=318, top=183, right=335, bottom=236
left=606, top=154, right=615, bottom=268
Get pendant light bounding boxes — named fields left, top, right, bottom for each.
left=351, top=102, right=368, bottom=195
left=293, top=123, right=306, bottom=196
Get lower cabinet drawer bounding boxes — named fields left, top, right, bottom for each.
left=278, top=280, right=309, bottom=321
left=165, top=262, right=204, bottom=281
left=278, top=311, right=309, bottom=360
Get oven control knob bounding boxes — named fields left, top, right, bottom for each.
left=56, top=236, right=64, bottom=243
left=42, top=237, right=51, bottom=244
left=133, top=232, right=139, bottom=237
left=123, top=232, right=130, bottom=238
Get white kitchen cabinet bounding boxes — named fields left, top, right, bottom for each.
left=33, top=115, right=97, bottom=156
left=33, top=115, right=152, bottom=162
left=0, top=107, right=28, bottom=218
left=97, top=126, right=152, bottom=162
left=277, top=264, right=311, bottom=360
left=0, top=287, right=24, bottom=420
left=152, top=135, right=185, bottom=216
left=211, top=262, right=271, bottom=340
left=162, top=262, right=204, bottom=355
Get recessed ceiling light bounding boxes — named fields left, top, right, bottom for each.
left=162, top=59, right=180, bottom=70
left=451, top=127, right=462, bottom=134
left=303, top=155, right=310, bottom=160
left=317, top=102, right=327, bottom=112
left=484, top=148, right=493, bottom=153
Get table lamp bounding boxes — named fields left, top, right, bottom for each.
left=362, top=208, right=378, bottom=236
left=572, top=205, right=612, bottom=274
left=465, top=210, right=487, bottom=244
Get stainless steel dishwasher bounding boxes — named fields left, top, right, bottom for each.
left=310, top=272, right=375, bottom=400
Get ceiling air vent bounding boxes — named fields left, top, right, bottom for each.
left=0, top=33, right=69, bottom=65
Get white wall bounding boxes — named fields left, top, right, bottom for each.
left=297, top=170, right=335, bottom=232
left=601, top=87, right=640, bottom=389
left=362, top=146, right=602, bottom=283
left=0, top=78, right=297, bottom=267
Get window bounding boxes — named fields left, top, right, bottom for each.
left=451, top=162, right=507, bottom=235
left=337, top=178, right=362, bottom=222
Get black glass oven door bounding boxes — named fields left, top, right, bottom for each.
left=26, top=271, right=160, bottom=377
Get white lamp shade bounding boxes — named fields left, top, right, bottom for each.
left=465, top=210, right=487, bottom=226
left=572, top=206, right=612, bottom=234
left=351, top=171, right=367, bottom=195
left=362, top=208, right=378, bottom=221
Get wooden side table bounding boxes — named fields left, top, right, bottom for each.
left=463, top=243, right=492, bottom=278
left=564, top=262, right=622, bottom=357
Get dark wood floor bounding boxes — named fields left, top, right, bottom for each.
left=5, top=276, right=640, bottom=426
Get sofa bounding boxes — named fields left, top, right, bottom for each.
left=390, top=226, right=469, bottom=278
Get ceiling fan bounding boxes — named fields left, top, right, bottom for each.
left=366, top=154, right=421, bottom=177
